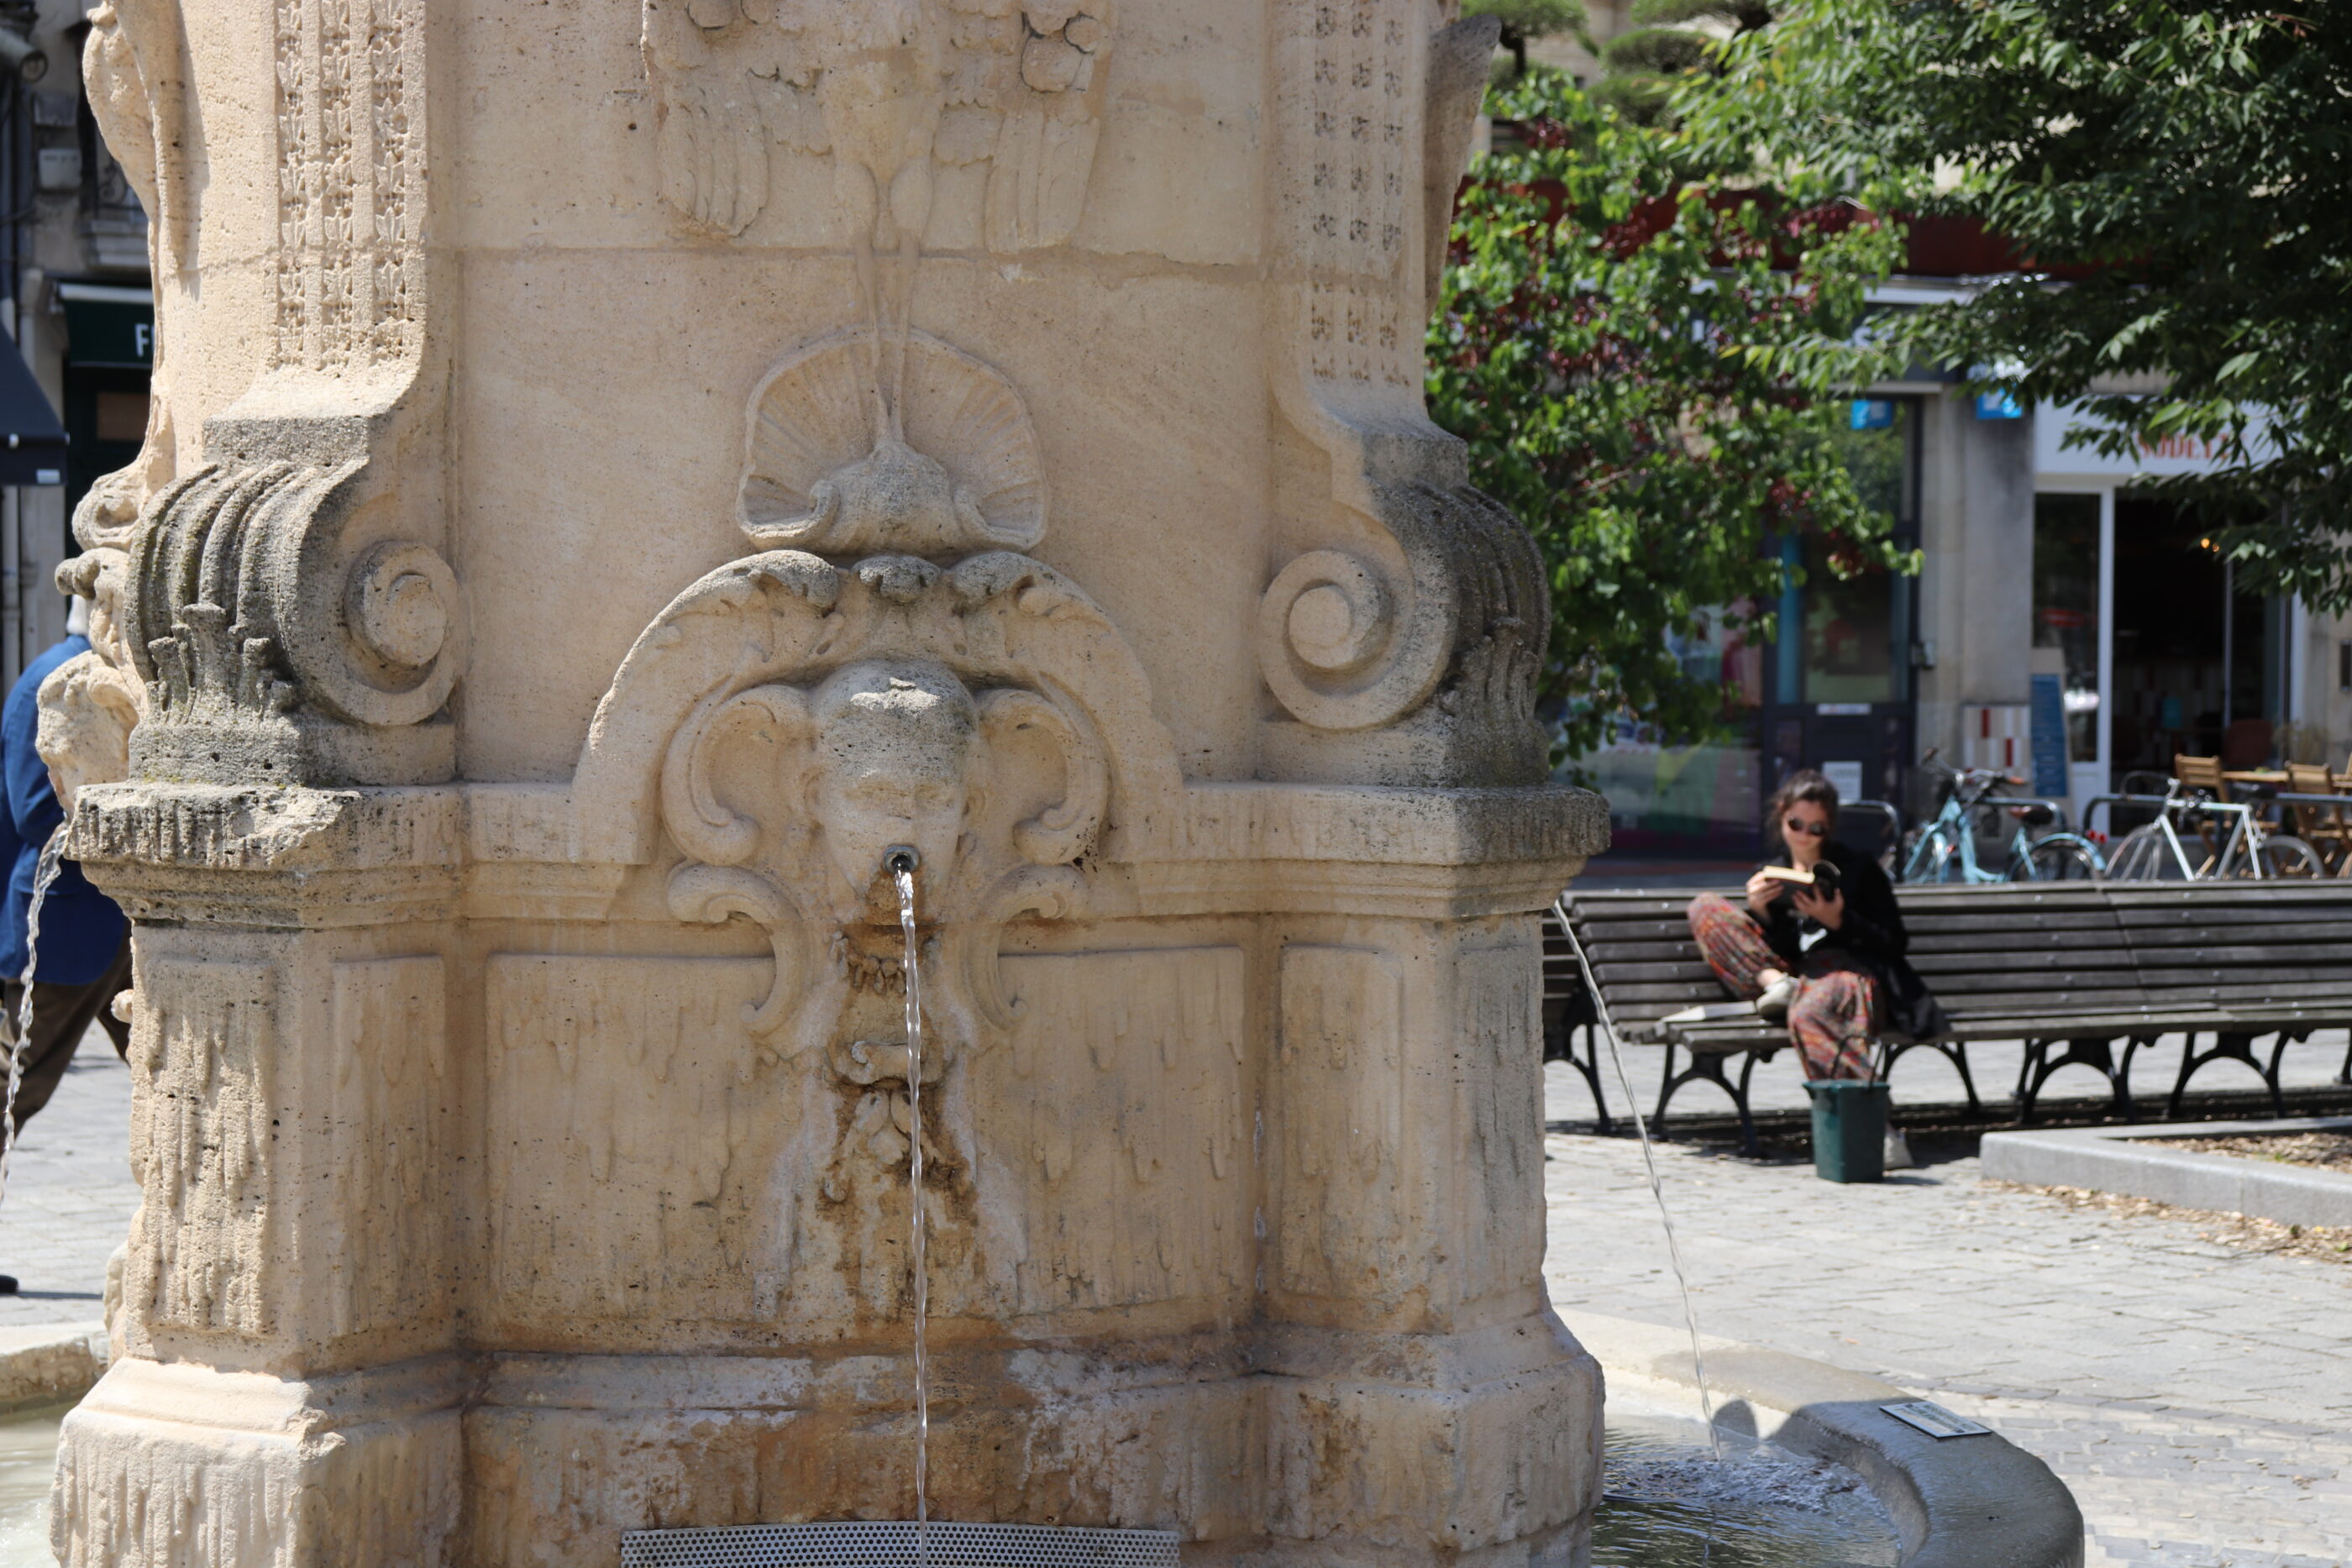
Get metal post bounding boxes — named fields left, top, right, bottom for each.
left=2222, top=557, right=2234, bottom=733
left=2097, top=487, right=2114, bottom=790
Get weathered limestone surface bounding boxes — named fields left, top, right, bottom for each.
left=49, top=3, right=1608, bottom=1564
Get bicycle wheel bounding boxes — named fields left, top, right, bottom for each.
left=2255, top=835, right=2327, bottom=880
left=2013, top=835, right=2103, bottom=882
left=1906, top=829, right=1967, bottom=884
left=2106, top=824, right=2188, bottom=882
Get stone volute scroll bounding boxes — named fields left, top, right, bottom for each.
left=1259, top=3, right=1551, bottom=788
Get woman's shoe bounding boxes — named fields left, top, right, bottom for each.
left=1755, top=974, right=1799, bottom=1022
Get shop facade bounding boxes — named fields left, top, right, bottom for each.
left=1589, top=370, right=2321, bottom=859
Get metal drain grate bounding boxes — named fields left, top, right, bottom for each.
left=619, top=1522, right=1184, bottom=1568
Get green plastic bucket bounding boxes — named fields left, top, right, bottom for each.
left=1805, top=1078, right=1891, bottom=1183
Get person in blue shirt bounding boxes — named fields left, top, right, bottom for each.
left=0, top=607, right=132, bottom=1146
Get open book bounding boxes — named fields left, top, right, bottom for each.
left=1761, top=861, right=1842, bottom=896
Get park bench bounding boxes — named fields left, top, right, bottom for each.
left=1546, top=882, right=2352, bottom=1147
left=2104, top=883, right=2352, bottom=1116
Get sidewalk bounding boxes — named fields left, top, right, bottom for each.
left=0, top=1041, right=134, bottom=1329
left=1545, top=1062, right=2352, bottom=1568
left=6, top=1036, right=2349, bottom=1565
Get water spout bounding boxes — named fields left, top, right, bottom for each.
left=890, top=845, right=930, bottom=1560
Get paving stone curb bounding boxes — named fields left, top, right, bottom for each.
left=1564, top=1308, right=2085, bottom=1568
left=0, top=1319, right=106, bottom=1414
left=1978, top=1116, right=2352, bottom=1229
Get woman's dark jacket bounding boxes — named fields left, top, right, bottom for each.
left=1753, top=836, right=1950, bottom=1041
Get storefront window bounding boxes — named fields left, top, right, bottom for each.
left=1581, top=604, right=1764, bottom=855
left=1791, top=408, right=1914, bottom=706
left=1801, top=538, right=1901, bottom=705
left=2032, top=493, right=2102, bottom=763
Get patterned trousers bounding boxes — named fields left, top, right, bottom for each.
left=1684, top=894, right=1877, bottom=1080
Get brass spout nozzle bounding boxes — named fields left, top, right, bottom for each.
left=884, top=845, right=920, bottom=878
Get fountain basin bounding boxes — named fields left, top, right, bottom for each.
left=1567, top=1311, right=2085, bottom=1568
left=0, top=1326, right=102, bottom=1420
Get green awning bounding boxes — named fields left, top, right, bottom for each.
left=59, top=282, right=154, bottom=369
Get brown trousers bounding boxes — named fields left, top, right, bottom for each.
left=1, top=936, right=133, bottom=1131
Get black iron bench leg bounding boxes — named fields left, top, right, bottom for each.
left=2013, top=1041, right=2041, bottom=1110
left=2117, top=1036, right=2155, bottom=1122
left=1732, top=1051, right=1762, bottom=1157
left=2014, top=1039, right=2050, bottom=1124
left=1652, top=1041, right=1686, bottom=1135
left=1884, top=1038, right=1982, bottom=1117
left=2261, top=1032, right=2300, bottom=1120
left=2167, top=1030, right=2268, bottom=1120
left=2017, top=1037, right=2129, bottom=1125
left=1574, top=1022, right=1613, bottom=1135
left=1653, top=1043, right=1767, bottom=1156
left=2339, top=1031, right=2351, bottom=1087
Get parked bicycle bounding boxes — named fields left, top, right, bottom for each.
left=2100, top=775, right=2326, bottom=881
left=1897, top=752, right=2107, bottom=884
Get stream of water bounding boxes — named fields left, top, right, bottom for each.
left=1553, top=899, right=1720, bottom=1458
left=0, top=836, right=68, bottom=1216
left=891, top=856, right=930, bottom=1561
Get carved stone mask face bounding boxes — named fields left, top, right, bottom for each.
left=809, top=659, right=977, bottom=900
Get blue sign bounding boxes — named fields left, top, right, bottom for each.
left=2028, top=673, right=2070, bottom=798
left=1975, top=390, right=2024, bottom=421
left=1849, top=398, right=1894, bottom=431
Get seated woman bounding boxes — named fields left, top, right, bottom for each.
left=1683, top=769, right=1945, bottom=1079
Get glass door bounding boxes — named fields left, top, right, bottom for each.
left=1760, top=400, right=1920, bottom=821
left=2032, top=491, right=2108, bottom=811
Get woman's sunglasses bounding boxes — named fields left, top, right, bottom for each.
left=1782, top=816, right=1830, bottom=837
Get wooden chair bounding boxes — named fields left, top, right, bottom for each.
left=2286, top=762, right=2352, bottom=876
left=2174, top=754, right=2232, bottom=873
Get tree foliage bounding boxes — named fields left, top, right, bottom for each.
left=1429, top=68, right=1911, bottom=763
left=1593, top=0, right=1772, bottom=124
left=1462, top=0, right=1588, bottom=80
left=1700, top=1, right=2352, bottom=606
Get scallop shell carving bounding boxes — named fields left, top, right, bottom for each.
left=737, top=329, right=1047, bottom=554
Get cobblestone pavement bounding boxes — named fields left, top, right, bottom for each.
left=0, top=1037, right=133, bottom=1329
left=3, top=1029, right=2348, bottom=1565
left=1545, top=1063, right=2352, bottom=1568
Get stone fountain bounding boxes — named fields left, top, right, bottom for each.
left=44, top=2, right=1607, bottom=1563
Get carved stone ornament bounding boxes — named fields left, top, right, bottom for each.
left=117, top=433, right=467, bottom=787
left=1257, top=3, right=1550, bottom=786
left=738, top=328, right=1044, bottom=556
left=66, top=0, right=459, bottom=791
left=569, top=326, right=1176, bottom=1187
left=640, top=0, right=1114, bottom=251
left=38, top=550, right=147, bottom=814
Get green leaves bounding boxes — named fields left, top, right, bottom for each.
left=1429, top=69, right=1908, bottom=763
left=1700, top=0, right=2352, bottom=606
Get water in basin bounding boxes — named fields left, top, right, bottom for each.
left=0, top=1406, right=63, bottom=1568
left=1595, top=1413, right=1902, bottom=1567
